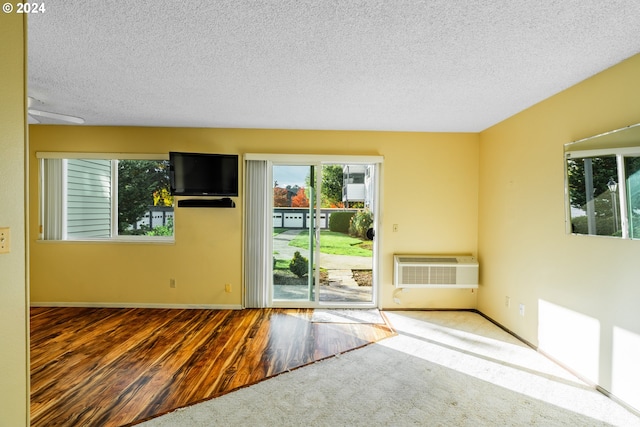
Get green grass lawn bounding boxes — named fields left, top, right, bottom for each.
left=289, top=230, right=373, bottom=257
left=274, top=258, right=290, bottom=270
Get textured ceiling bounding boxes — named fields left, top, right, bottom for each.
left=27, top=0, right=640, bottom=132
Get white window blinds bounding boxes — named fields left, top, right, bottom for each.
left=243, top=160, right=272, bottom=308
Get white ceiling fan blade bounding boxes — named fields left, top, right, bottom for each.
left=28, top=109, right=85, bottom=124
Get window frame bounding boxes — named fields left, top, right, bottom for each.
left=37, top=152, right=174, bottom=243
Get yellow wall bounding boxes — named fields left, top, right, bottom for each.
left=478, top=54, right=640, bottom=411
left=0, top=10, right=29, bottom=427
left=29, top=127, right=479, bottom=309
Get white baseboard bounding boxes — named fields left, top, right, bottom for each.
left=30, top=301, right=244, bottom=310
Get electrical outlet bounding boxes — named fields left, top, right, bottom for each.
left=392, top=224, right=399, bottom=232
left=519, top=304, right=525, bottom=316
left=225, top=283, right=231, bottom=293
left=0, top=227, right=10, bottom=254
left=505, top=296, right=510, bottom=308
left=170, top=278, right=176, bottom=288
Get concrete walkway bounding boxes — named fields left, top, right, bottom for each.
left=272, top=229, right=304, bottom=259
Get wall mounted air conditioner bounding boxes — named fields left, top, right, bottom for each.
left=393, top=255, right=479, bottom=289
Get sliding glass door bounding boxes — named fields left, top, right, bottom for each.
left=272, top=164, right=317, bottom=302
left=271, top=161, right=377, bottom=307
left=317, top=164, right=375, bottom=304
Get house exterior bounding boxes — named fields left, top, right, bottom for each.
left=342, top=164, right=376, bottom=211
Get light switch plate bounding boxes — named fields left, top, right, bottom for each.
left=0, top=227, right=10, bottom=254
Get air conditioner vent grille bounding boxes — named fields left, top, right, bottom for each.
left=401, top=266, right=456, bottom=285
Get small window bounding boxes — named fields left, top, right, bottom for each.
left=565, top=123, right=640, bottom=239
left=39, top=156, right=174, bottom=241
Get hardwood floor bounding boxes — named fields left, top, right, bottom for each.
left=30, top=307, right=395, bottom=426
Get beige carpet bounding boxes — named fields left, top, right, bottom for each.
left=139, top=311, right=640, bottom=426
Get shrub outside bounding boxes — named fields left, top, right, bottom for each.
left=349, top=209, right=373, bottom=240
left=289, top=251, right=309, bottom=278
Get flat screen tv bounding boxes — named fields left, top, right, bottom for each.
left=169, top=152, right=238, bottom=197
